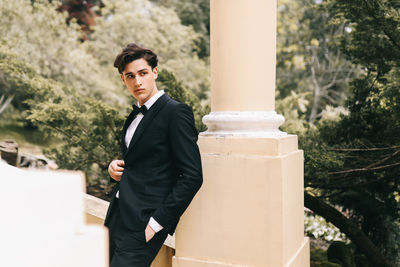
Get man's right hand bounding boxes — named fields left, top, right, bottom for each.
left=108, top=160, right=125, bottom=181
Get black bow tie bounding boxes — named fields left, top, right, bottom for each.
left=132, top=104, right=148, bottom=115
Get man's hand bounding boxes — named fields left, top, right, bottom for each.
left=108, top=160, right=125, bottom=181
left=145, top=224, right=156, bottom=243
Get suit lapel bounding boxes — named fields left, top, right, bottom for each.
left=121, top=109, right=138, bottom=154
left=125, top=93, right=171, bottom=156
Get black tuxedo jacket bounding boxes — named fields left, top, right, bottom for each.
left=104, top=93, right=203, bottom=235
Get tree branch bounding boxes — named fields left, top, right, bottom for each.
left=305, top=192, right=394, bottom=267
left=329, top=145, right=400, bottom=152
left=310, top=173, right=397, bottom=189
left=365, top=150, right=400, bottom=169
left=328, top=161, right=400, bottom=175
left=309, top=50, right=322, bottom=123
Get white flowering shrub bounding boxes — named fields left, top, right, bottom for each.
left=305, top=211, right=347, bottom=242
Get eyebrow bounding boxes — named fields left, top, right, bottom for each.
left=124, top=68, right=148, bottom=76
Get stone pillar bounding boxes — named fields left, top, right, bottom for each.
left=210, top=0, right=276, bottom=112
left=0, top=163, right=108, bottom=267
left=172, top=0, right=309, bottom=266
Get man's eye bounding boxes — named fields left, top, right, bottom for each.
left=139, top=72, right=147, bottom=76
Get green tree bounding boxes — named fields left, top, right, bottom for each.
left=157, top=69, right=209, bottom=132
left=0, top=0, right=209, bottom=199
left=298, top=0, right=400, bottom=266
left=86, top=0, right=210, bottom=99
left=0, top=43, right=207, bottom=199
left=150, top=0, right=210, bottom=59
left=277, top=0, right=359, bottom=124
left=0, top=0, right=120, bottom=102
left=57, top=0, right=103, bottom=41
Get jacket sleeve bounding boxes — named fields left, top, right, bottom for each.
left=151, top=103, right=203, bottom=228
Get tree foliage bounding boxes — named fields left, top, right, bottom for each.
left=150, top=0, right=210, bottom=59
left=3, top=0, right=399, bottom=264
left=0, top=42, right=206, bottom=199
left=0, top=0, right=209, bottom=199
left=295, top=0, right=400, bottom=265
left=0, top=44, right=123, bottom=170
left=86, top=0, right=210, bottom=99
left=0, top=0, right=120, bottom=102
left=57, top=0, right=103, bottom=40
left=277, top=0, right=359, bottom=124
left=157, top=69, right=209, bottom=132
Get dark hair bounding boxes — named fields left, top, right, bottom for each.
left=113, top=43, right=158, bottom=74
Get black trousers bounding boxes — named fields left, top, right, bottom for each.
left=107, top=199, right=168, bottom=267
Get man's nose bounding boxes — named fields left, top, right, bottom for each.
left=135, top=77, right=142, bottom=86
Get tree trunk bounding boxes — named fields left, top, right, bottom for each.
left=304, top=192, right=394, bottom=267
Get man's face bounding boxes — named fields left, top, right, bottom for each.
left=121, top=58, right=158, bottom=106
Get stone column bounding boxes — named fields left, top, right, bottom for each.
left=204, top=0, right=285, bottom=137
left=210, top=0, right=276, bottom=112
left=172, top=0, right=309, bottom=267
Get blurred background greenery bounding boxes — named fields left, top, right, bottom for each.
left=1, top=0, right=399, bottom=266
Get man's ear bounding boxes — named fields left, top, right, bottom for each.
left=120, top=74, right=125, bottom=82
left=153, top=67, right=158, bottom=80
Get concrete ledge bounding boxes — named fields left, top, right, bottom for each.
left=83, top=193, right=175, bottom=249
left=84, top=193, right=109, bottom=220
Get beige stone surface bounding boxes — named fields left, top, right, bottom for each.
left=198, top=135, right=298, bottom=156
left=86, top=212, right=106, bottom=225
left=173, top=256, right=251, bottom=267
left=286, top=238, right=310, bottom=267
left=210, top=0, right=276, bottom=112
left=173, top=237, right=308, bottom=267
left=152, top=245, right=174, bottom=267
left=84, top=192, right=109, bottom=220
left=173, top=136, right=308, bottom=267
left=173, top=0, right=309, bottom=264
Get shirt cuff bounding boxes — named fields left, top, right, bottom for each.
left=148, top=217, right=164, bottom=233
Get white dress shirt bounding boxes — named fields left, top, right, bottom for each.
left=116, top=90, right=165, bottom=233
left=124, top=90, right=164, bottom=147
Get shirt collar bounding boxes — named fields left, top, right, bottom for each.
left=139, top=90, right=165, bottom=110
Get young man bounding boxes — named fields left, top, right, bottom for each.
left=104, top=43, right=203, bottom=267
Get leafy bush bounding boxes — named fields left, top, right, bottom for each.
left=305, top=211, right=347, bottom=242
left=0, top=0, right=121, bottom=102
left=327, top=241, right=356, bottom=267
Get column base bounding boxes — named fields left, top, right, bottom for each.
left=173, top=135, right=308, bottom=267
left=201, top=111, right=287, bottom=138
left=173, top=237, right=310, bottom=267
